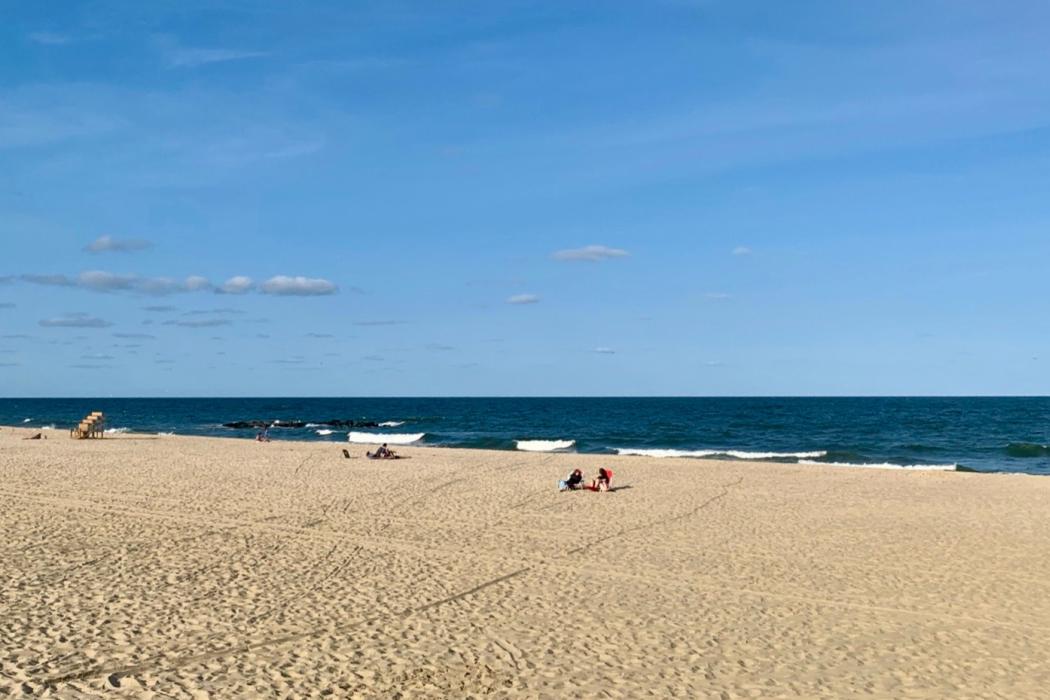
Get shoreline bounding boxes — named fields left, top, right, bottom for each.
left=1, top=422, right=987, bottom=475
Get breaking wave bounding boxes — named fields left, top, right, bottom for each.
left=516, top=439, right=575, bottom=452
left=105, top=427, right=131, bottom=434
left=379, top=421, right=405, bottom=427
left=799, top=460, right=957, bottom=471
left=315, top=429, right=336, bottom=436
left=615, top=448, right=826, bottom=460
left=347, top=432, right=424, bottom=445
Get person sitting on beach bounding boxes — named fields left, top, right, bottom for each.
left=591, top=467, right=611, bottom=492
left=367, top=443, right=398, bottom=459
left=559, top=469, right=584, bottom=491
left=255, top=427, right=271, bottom=442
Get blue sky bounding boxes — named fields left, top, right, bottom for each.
left=1, top=1, right=1049, bottom=396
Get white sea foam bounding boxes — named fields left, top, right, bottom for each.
left=615, top=448, right=826, bottom=460
left=22, top=418, right=31, bottom=423
left=516, top=439, right=576, bottom=452
left=41, top=424, right=55, bottom=430
left=616, top=448, right=719, bottom=458
left=105, top=427, right=130, bottom=434
left=379, top=421, right=405, bottom=427
left=304, top=423, right=321, bottom=428
left=799, top=460, right=957, bottom=471
left=723, top=450, right=826, bottom=460
left=315, top=429, right=336, bottom=436
left=348, top=431, right=424, bottom=445
left=157, top=431, right=175, bottom=436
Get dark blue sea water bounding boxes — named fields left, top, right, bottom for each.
left=3, top=397, right=1049, bottom=475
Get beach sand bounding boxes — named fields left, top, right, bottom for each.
left=2, top=426, right=1049, bottom=698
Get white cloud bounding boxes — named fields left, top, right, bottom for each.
left=593, top=347, right=616, bottom=354
left=704, top=292, right=732, bottom=301
left=218, top=276, right=253, bottom=294
left=732, top=246, right=752, bottom=256
left=84, top=235, right=152, bottom=253
left=77, top=270, right=137, bottom=291
left=39, top=312, right=112, bottom=328
left=552, top=245, right=629, bottom=262
left=260, top=275, right=338, bottom=296
left=506, top=293, right=540, bottom=305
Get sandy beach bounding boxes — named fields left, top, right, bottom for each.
left=2, top=426, right=1049, bottom=698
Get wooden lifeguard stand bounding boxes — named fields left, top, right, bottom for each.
left=70, top=412, right=105, bottom=439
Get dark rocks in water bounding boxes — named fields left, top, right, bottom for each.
left=323, top=419, right=379, bottom=428
left=223, top=420, right=271, bottom=430
left=223, top=419, right=381, bottom=430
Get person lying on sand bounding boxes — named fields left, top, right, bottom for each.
left=559, top=469, right=584, bottom=491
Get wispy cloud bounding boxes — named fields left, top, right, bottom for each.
left=166, top=46, right=267, bottom=69
left=260, top=275, right=338, bottom=296
left=143, top=305, right=178, bottom=312
left=0, top=302, right=14, bottom=309
left=162, top=319, right=232, bottom=328
left=306, top=332, right=335, bottom=338
left=39, top=312, right=112, bottom=328
left=28, top=32, right=69, bottom=45
left=704, top=292, right=732, bottom=301
left=113, top=332, right=156, bottom=339
left=732, top=246, right=752, bottom=256
left=353, top=320, right=405, bottom=327
left=507, top=293, right=540, bottom=305
left=84, top=235, right=152, bottom=254
left=21, top=271, right=211, bottom=296
left=426, top=343, right=456, bottom=351
left=593, top=347, right=616, bottom=354
left=183, top=308, right=243, bottom=316
left=552, top=245, right=629, bottom=262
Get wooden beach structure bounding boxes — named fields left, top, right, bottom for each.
left=70, top=412, right=105, bottom=439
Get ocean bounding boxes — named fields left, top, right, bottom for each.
left=3, top=397, right=1049, bottom=475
